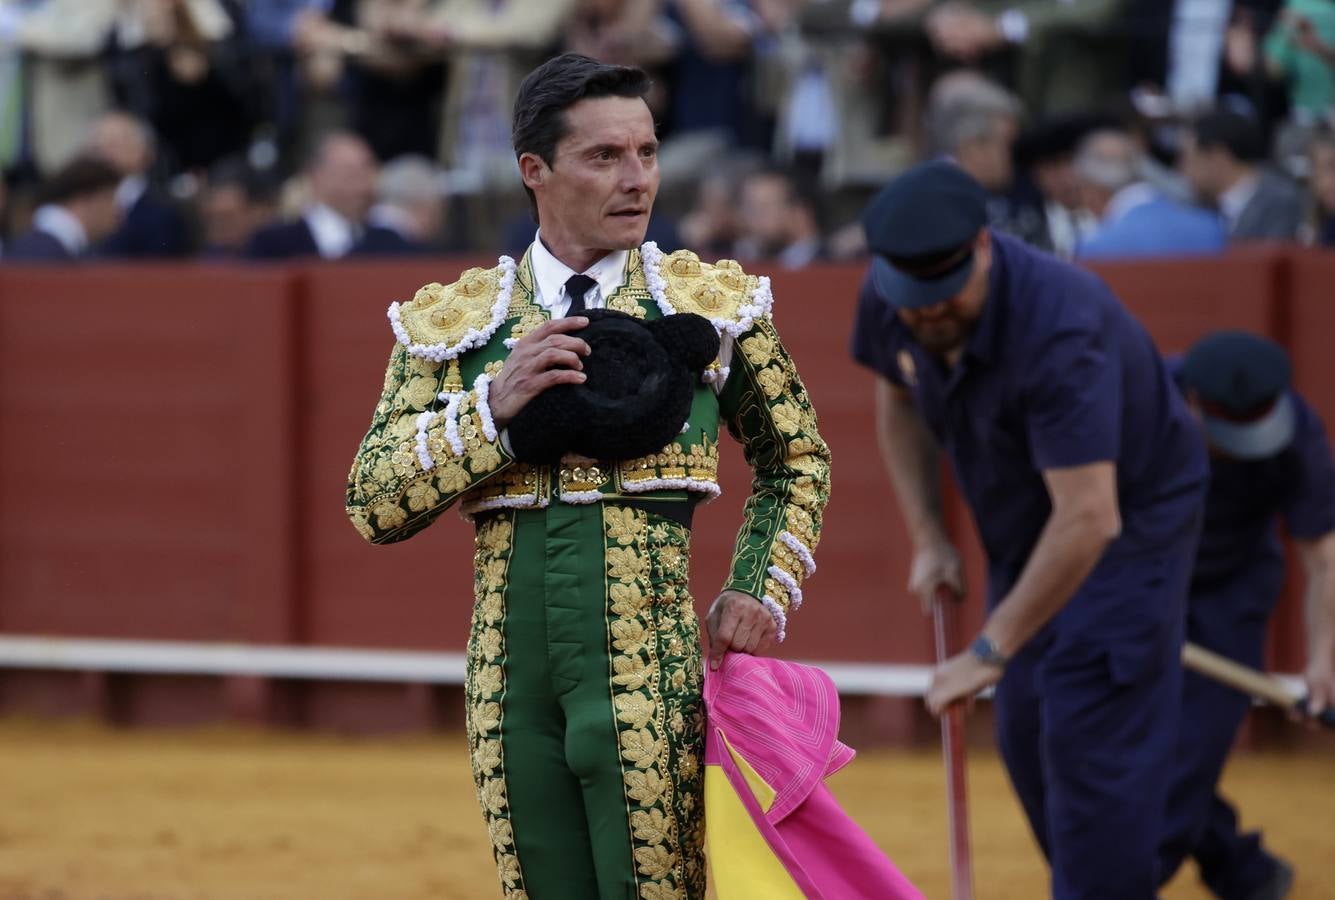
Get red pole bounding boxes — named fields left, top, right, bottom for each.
left=932, top=585, right=976, bottom=900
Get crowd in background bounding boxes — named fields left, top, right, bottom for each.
left=1, top=0, right=1335, bottom=266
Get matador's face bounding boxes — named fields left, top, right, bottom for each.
left=529, top=96, right=660, bottom=255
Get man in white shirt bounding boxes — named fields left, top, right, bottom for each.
left=6, top=155, right=122, bottom=261
left=83, top=111, right=190, bottom=258
left=246, top=131, right=413, bottom=260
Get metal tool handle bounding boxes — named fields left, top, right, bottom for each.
left=932, top=585, right=976, bottom=900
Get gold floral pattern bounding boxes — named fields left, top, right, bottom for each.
left=394, top=267, right=504, bottom=350
left=602, top=505, right=705, bottom=900
left=465, top=514, right=528, bottom=899
left=346, top=343, right=516, bottom=545
left=716, top=315, right=831, bottom=616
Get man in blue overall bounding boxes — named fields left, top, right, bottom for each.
left=850, top=160, right=1209, bottom=899
left=1159, top=332, right=1335, bottom=900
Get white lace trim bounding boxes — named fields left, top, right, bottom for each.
left=414, top=411, right=438, bottom=471
left=778, top=530, right=817, bottom=579
left=388, top=256, right=517, bottom=361
left=639, top=241, right=676, bottom=319
left=438, top=391, right=465, bottom=457
left=473, top=373, right=498, bottom=442
left=702, top=366, right=730, bottom=385
left=620, top=477, right=722, bottom=499
left=736, top=276, right=774, bottom=338
left=461, top=492, right=550, bottom=519
left=639, top=242, right=773, bottom=339
left=762, top=596, right=788, bottom=643
left=559, top=490, right=605, bottom=505
left=767, top=564, right=804, bottom=611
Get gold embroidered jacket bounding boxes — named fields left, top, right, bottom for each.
left=346, top=243, right=831, bottom=630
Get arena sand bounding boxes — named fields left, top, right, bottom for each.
left=0, top=720, right=1331, bottom=900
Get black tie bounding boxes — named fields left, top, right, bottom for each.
left=564, top=273, right=597, bottom=315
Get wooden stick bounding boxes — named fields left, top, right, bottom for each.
left=932, top=586, right=976, bottom=900
left=1183, top=642, right=1335, bottom=727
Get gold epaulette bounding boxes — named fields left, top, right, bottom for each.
left=387, top=257, right=517, bottom=362
left=653, top=249, right=773, bottom=337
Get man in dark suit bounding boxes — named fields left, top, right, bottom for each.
left=86, top=111, right=191, bottom=258
left=6, top=157, right=124, bottom=262
left=1181, top=109, right=1303, bottom=242
left=246, top=131, right=415, bottom=260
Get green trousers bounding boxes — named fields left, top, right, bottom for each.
left=465, top=502, right=707, bottom=900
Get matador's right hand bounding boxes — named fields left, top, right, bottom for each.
left=489, top=317, right=591, bottom=430
left=908, top=540, right=965, bottom=614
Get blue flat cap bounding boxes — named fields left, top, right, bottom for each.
left=862, top=160, right=989, bottom=309
left=1180, top=331, right=1295, bottom=459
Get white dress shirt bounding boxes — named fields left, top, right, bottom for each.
left=303, top=203, right=360, bottom=259
left=529, top=232, right=629, bottom=318
left=1218, top=173, right=1259, bottom=233
left=31, top=203, right=88, bottom=256
left=115, top=174, right=146, bottom=212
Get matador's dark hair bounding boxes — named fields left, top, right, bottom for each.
left=511, top=53, right=652, bottom=221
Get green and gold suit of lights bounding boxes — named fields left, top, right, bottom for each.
left=347, top=245, right=831, bottom=900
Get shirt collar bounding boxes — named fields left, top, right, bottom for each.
left=303, top=203, right=358, bottom=259
left=115, top=174, right=147, bottom=211
left=32, top=204, right=88, bottom=256
left=529, top=230, right=629, bottom=310
left=1103, top=182, right=1158, bottom=224
left=1218, top=173, right=1259, bottom=228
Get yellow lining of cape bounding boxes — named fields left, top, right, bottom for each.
left=704, top=728, right=804, bottom=898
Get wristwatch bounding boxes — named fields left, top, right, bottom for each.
left=970, top=634, right=1009, bottom=668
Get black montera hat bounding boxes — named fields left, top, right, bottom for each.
left=507, top=310, right=720, bottom=463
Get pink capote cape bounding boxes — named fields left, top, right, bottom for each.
left=703, top=652, right=924, bottom=899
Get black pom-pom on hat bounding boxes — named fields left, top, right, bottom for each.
left=507, top=310, right=721, bottom=464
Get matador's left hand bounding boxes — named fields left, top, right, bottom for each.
left=705, top=590, right=777, bottom=671
left=925, top=650, right=1003, bottom=716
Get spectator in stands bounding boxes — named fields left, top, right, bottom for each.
left=563, top=0, right=676, bottom=70
left=84, top=111, right=191, bottom=258
left=6, top=157, right=123, bottom=262
left=1074, top=128, right=1228, bottom=259
left=1129, top=1, right=1287, bottom=127
left=368, top=154, right=446, bottom=251
left=1306, top=126, right=1335, bottom=246
left=7, top=0, right=117, bottom=177
left=1264, top=2, right=1335, bottom=123
left=1011, top=112, right=1109, bottom=258
left=925, top=72, right=1035, bottom=240
left=246, top=0, right=369, bottom=166
left=200, top=158, right=279, bottom=257
left=679, top=164, right=749, bottom=259
left=344, top=0, right=446, bottom=162
left=923, top=0, right=1135, bottom=116
left=418, top=0, right=578, bottom=191
left=733, top=167, right=824, bottom=269
left=656, top=0, right=771, bottom=182
left=926, top=71, right=1020, bottom=195
left=107, top=0, right=254, bottom=176
left=1181, top=109, right=1304, bottom=241
left=246, top=130, right=413, bottom=259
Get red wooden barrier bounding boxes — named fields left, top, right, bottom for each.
left=0, top=249, right=1325, bottom=729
